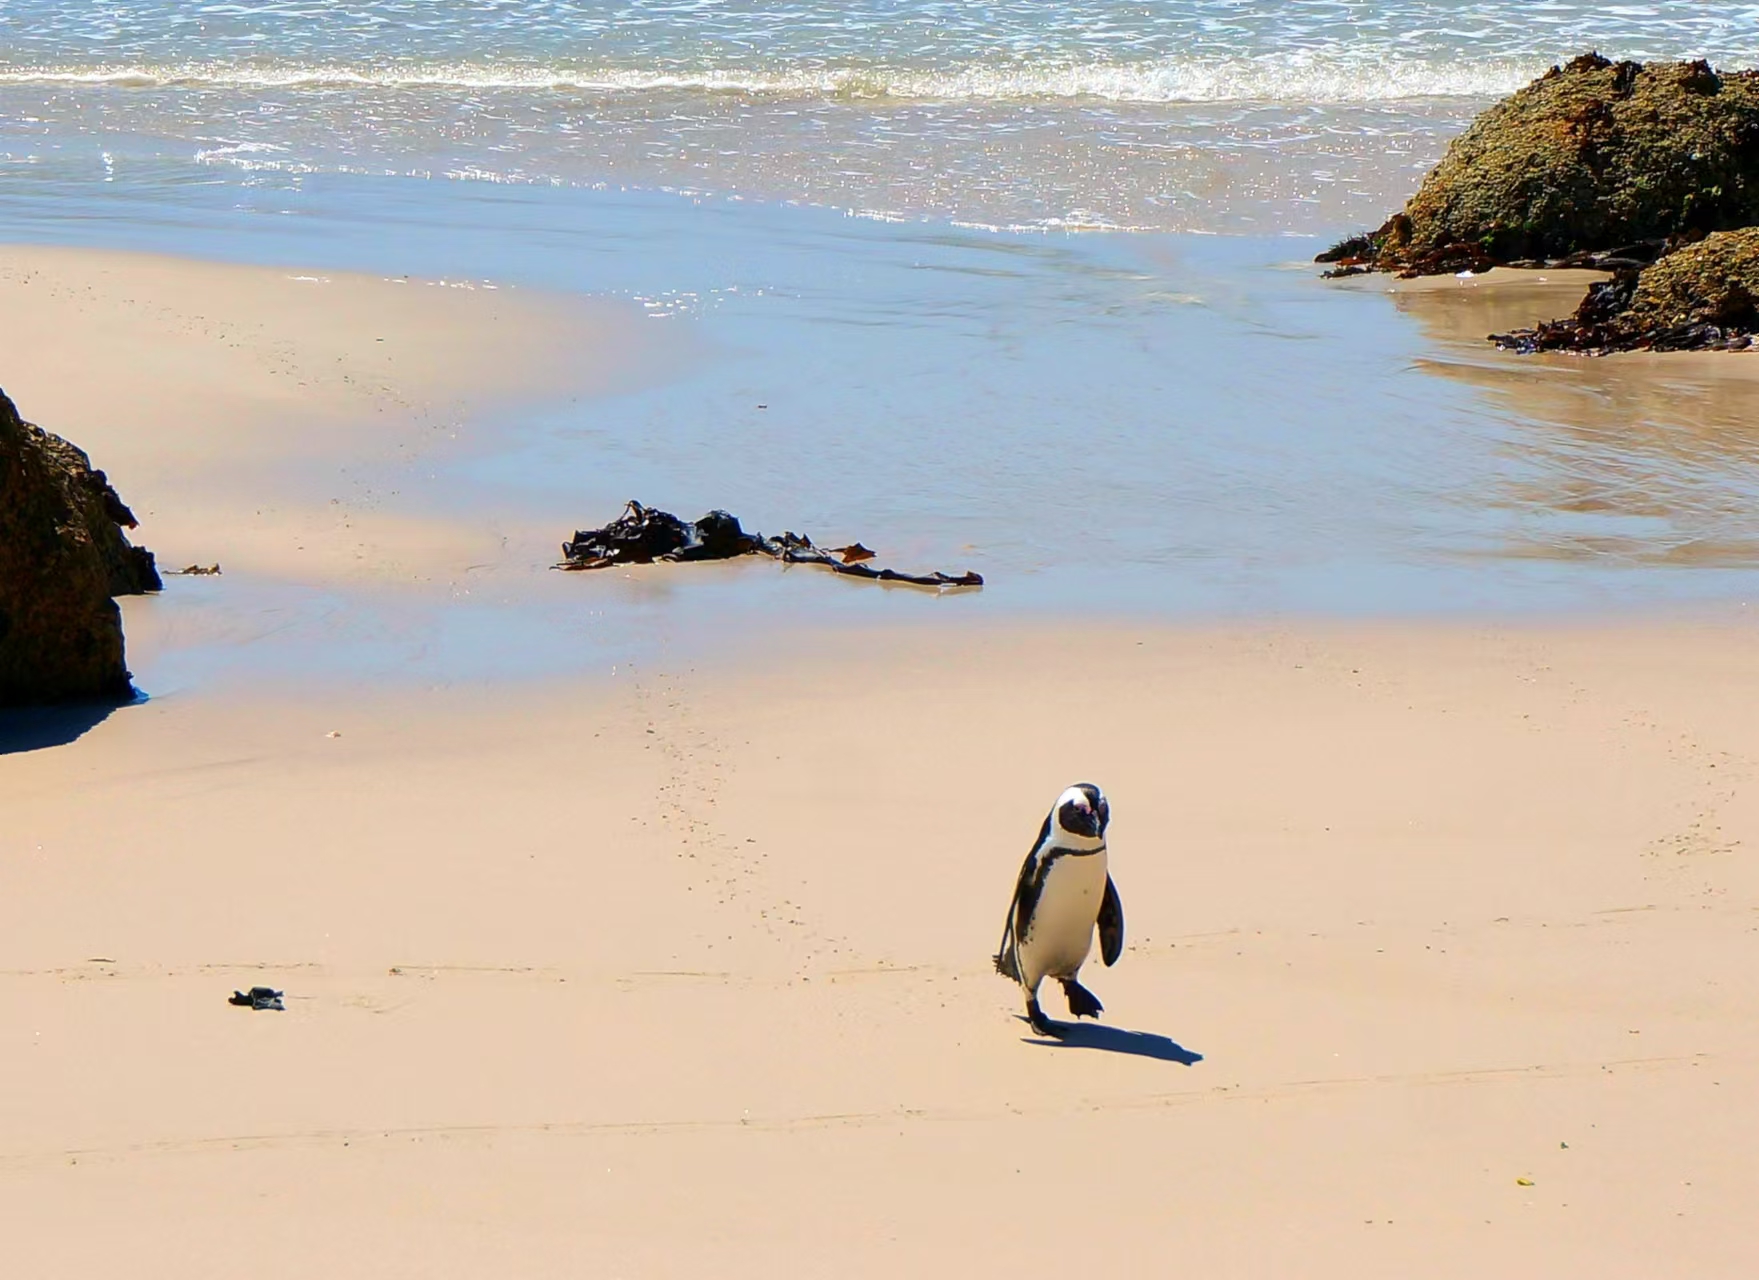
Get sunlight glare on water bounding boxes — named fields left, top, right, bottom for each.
left=3, top=0, right=1758, bottom=231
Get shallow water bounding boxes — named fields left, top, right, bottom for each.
left=2, top=165, right=1745, bottom=690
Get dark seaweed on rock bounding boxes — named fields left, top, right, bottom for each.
left=558, top=501, right=982, bottom=589
left=1315, top=232, right=1380, bottom=265
left=1491, top=227, right=1759, bottom=353
left=1323, top=53, right=1759, bottom=278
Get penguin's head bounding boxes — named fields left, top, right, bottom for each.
left=1054, top=783, right=1109, bottom=842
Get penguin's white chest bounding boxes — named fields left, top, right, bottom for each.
left=1019, top=849, right=1108, bottom=982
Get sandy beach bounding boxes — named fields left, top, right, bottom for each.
left=5, top=610, right=1758, bottom=1275
left=6, top=69, right=1759, bottom=1271
left=0, top=245, right=682, bottom=589
left=3, top=237, right=1758, bottom=1269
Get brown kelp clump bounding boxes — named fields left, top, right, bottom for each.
left=1492, top=227, right=1759, bottom=353
left=1320, top=53, right=1759, bottom=278
left=558, top=501, right=983, bottom=589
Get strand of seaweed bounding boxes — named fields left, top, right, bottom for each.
left=556, top=500, right=982, bottom=590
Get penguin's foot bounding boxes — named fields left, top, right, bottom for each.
left=1061, top=978, right=1104, bottom=1019
left=1025, top=996, right=1063, bottom=1038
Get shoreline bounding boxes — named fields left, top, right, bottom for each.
left=7, top=23, right=1759, bottom=1274
left=0, top=243, right=694, bottom=591
left=6, top=233, right=1759, bottom=697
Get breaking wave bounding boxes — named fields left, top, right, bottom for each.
left=0, top=53, right=1553, bottom=104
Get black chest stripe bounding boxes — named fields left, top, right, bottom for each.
left=1017, top=843, right=1107, bottom=933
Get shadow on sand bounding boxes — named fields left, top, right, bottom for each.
left=1020, top=1017, right=1203, bottom=1065
left=0, top=699, right=126, bottom=756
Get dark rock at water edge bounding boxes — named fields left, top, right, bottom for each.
left=1491, top=227, right=1759, bottom=354
left=1320, top=53, right=1759, bottom=278
left=0, top=388, right=160, bottom=707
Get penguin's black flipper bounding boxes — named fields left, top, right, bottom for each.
left=1098, top=874, right=1124, bottom=967
left=993, top=933, right=1019, bottom=982
left=994, top=844, right=1045, bottom=982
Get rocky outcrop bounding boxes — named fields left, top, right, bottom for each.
left=1320, top=54, right=1759, bottom=277
left=1492, top=227, right=1759, bottom=353
left=0, top=389, right=160, bottom=706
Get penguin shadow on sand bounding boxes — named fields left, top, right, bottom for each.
left=1018, top=1017, right=1203, bottom=1065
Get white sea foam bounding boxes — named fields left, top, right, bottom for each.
left=9, top=0, right=1759, bottom=236
left=0, top=53, right=1556, bottom=103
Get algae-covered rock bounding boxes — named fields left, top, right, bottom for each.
left=1492, top=227, right=1759, bottom=353
left=1323, top=53, right=1759, bottom=277
left=1615, top=226, right=1759, bottom=334
left=0, top=388, right=160, bottom=707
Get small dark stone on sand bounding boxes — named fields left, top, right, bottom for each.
left=229, top=987, right=286, bottom=1011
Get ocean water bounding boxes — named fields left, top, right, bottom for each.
left=5, top=2, right=1759, bottom=689
left=4, top=0, right=1759, bottom=232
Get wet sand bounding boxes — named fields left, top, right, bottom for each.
left=0, top=244, right=681, bottom=587
left=4, top=620, right=1758, bottom=1276
left=1351, top=267, right=1759, bottom=566
left=13, top=191, right=1759, bottom=624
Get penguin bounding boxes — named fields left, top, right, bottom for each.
left=993, top=782, right=1123, bottom=1037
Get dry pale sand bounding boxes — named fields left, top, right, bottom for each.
left=3, top=618, right=1758, bottom=1276
left=0, top=245, right=689, bottom=586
